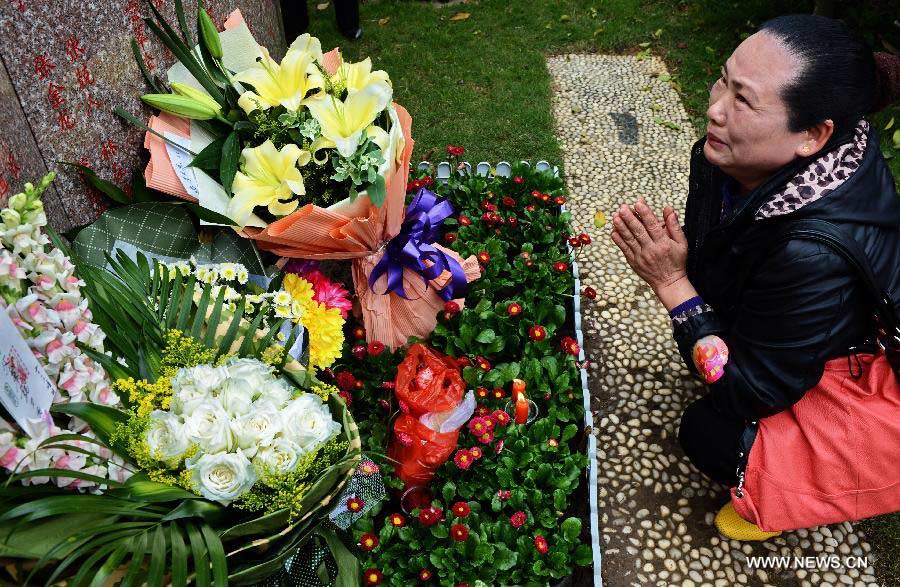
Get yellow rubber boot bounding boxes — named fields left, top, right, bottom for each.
left=715, top=501, right=782, bottom=541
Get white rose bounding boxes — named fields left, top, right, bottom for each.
left=231, top=403, right=282, bottom=457
left=253, top=438, right=303, bottom=475
left=258, top=379, right=293, bottom=408
left=170, top=365, right=228, bottom=414
left=225, top=358, right=274, bottom=391
left=218, top=379, right=255, bottom=417
left=145, top=410, right=189, bottom=461
left=281, top=395, right=341, bottom=452
left=183, top=400, right=234, bottom=454
left=188, top=364, right=230, bottom=395
left=186, top=450, right=257, bottom=505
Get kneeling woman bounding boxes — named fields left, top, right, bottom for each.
left=612, top=15, right=900, bottom=540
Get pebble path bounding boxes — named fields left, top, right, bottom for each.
left=547, top=53, right=880, bottom=587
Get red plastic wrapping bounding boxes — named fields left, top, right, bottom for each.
left=388, top=344, right=466, bottom=489
left=394, top=344, right=464, bottom=417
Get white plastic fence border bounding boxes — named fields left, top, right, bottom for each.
left=414, top=159, right=560, bottom=180
left=566, top=209, right=603, bottom=587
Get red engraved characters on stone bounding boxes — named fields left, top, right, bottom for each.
left=13, top=0, right=25, bottom=12
left=58, top=110, right=77, bottom=132
left=0, top=175, right=9, bottom=200
left=76, top=64, right=94, bottom=90
left=100, top=139, right=118, bottom=162
left=33, top=54, right=55, bottom=80
left=86, top=94, right=103, bottom=116
left=7, top=153, right=21, bottom=181
left=112, top=162, right=127, bottom=185
left=65, top=37, right=86, bottom=63
left=46, top=82, right=66, bottom=110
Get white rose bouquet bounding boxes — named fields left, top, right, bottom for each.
left=0, top=181, right=361, bottom=586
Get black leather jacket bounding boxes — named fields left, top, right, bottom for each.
left=675, top=128, right=900, bottom=421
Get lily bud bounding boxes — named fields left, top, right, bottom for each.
left=198, top=8, right=223, bottom=60
left=169, top=82, right=222, bottom=111
left=141, top=93, right=219, bottom=120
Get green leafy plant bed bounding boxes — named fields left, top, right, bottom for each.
left=327, top=159, right=598, bottom=585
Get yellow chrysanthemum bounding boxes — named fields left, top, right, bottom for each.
left=283, top=274, right=345, bottom=370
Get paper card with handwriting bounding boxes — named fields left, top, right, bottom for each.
left=0, top=311, right=55, bottom=436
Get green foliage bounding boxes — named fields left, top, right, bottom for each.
left=332, top=165, right=590, bottom=584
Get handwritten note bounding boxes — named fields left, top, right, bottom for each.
left=163, top=132, right=201, bottom=200
left=0, top=311, right=56, bottom=436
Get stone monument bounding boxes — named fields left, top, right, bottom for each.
left=0, top=0, right=286, bottom=231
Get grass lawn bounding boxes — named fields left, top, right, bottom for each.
left=305, top=0, right=899, bottom=175
left=305, top=0, right=899, bottom=583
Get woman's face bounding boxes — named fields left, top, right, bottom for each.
left=704, top=32, right=809, bottom=190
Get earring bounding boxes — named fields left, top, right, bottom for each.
left=802, top=144, right=810, bottom=154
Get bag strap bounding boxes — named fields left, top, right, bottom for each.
left=775, top=219, right=900, bottom=362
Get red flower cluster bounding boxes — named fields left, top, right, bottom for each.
left=451, top=524, right=469, bottom=542
left=497, top=489, right=512, bottom=500
left=534, top=535, right=549, bottom=555
left=335, top=371, right=357, bottom=391
left=468, top=416, right=490, bottom=435
left=363, top=568, right=384, bottom=585
left=337, top=390, right=353, bottom=406
left=352, top=345, right=367, bottom=360
left=492, top=410, right=511, bottom=426
left=529, top=325, right=547, bottom=341
left=447, top=145, right=465, bottom=156
left=452, top=501, right=471, bottom=518
left=555, top=195, right=567, bottom=205
left=407, top=175, right=434, bottom=193
left=513, top=176, right=524, bottom=184
left=561, top=336, right=580, bottom=356
left=359, top=533, right=379, bottom=551
left=454, top=448, right=473, bottom=470
left=510, top=511, right=527, bottom=528
left=359, top=460, right=380, bottom=476
left=418, top=505, right=443, bottom=526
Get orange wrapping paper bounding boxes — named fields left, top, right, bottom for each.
left=246, top=104, right=481, bottom=349
left=143, top=20, right=480, bottom=349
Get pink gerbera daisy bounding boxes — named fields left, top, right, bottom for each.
left=303, top=270, right=353, bottom=318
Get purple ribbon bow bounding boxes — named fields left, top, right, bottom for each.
left=369, top=188, right=468, bottom=302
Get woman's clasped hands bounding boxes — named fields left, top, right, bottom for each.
left=611, top=198, right=697, bottom=310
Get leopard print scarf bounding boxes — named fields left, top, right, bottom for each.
left=755, top=120, right=869, bottom=219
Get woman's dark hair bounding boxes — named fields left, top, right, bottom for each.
left=759, top=15, right=879, bottom=137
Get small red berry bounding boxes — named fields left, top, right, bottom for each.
left=352, top=345, right=367, bottom=360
